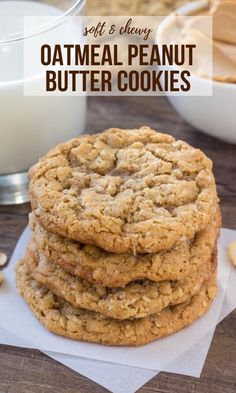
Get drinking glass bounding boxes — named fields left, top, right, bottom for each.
left=0, top=0, right=86, bottom=205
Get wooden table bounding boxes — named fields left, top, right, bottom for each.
left=0, top=96, right=236, bottom=393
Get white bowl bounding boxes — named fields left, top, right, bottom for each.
left=158, top=1, right=236, bottom=144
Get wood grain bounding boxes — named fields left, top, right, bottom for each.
left=0, top=96, right=236, bottom=393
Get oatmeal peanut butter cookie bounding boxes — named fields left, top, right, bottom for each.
left=24, top=247, right=216, bottom=320
left=30, top=207, right=220, bottom=287
left=29, top=127, right=218, bottom=254
left=15, top=260, right=217, bottom=346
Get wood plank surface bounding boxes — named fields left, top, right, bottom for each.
left=0, top=96, right=236, bottom=393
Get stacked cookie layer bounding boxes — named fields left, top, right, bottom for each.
left=16, top=127, right=220, bottom=346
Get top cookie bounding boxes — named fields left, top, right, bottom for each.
left=29, top=127, right=218, bottom=253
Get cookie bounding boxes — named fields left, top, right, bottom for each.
left=29, top=127, right=218, bottom=254
left=15, top=260, right=217, bottom=346
left=30, top=207, right=220, bottom=287
left=24, top=247, right=216, bottom=320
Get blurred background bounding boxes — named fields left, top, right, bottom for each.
left=86, top=0, right=192, bottom=15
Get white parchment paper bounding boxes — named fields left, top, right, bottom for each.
left=0, top=228, right=235, bottom=393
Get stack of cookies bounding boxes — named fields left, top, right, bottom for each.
left=16, top=127, right=220, bottom=346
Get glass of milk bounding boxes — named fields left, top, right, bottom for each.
left=0, top=0, right=86, bottom=205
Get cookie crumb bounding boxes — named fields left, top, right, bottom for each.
left=228, top=240, right=236, bottom=267
left=0, top=252, right=7, bottom=267
left=0, top=271, right=4, bottom=285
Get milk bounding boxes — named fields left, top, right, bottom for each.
left=0, top=1, right=86, bottom=175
